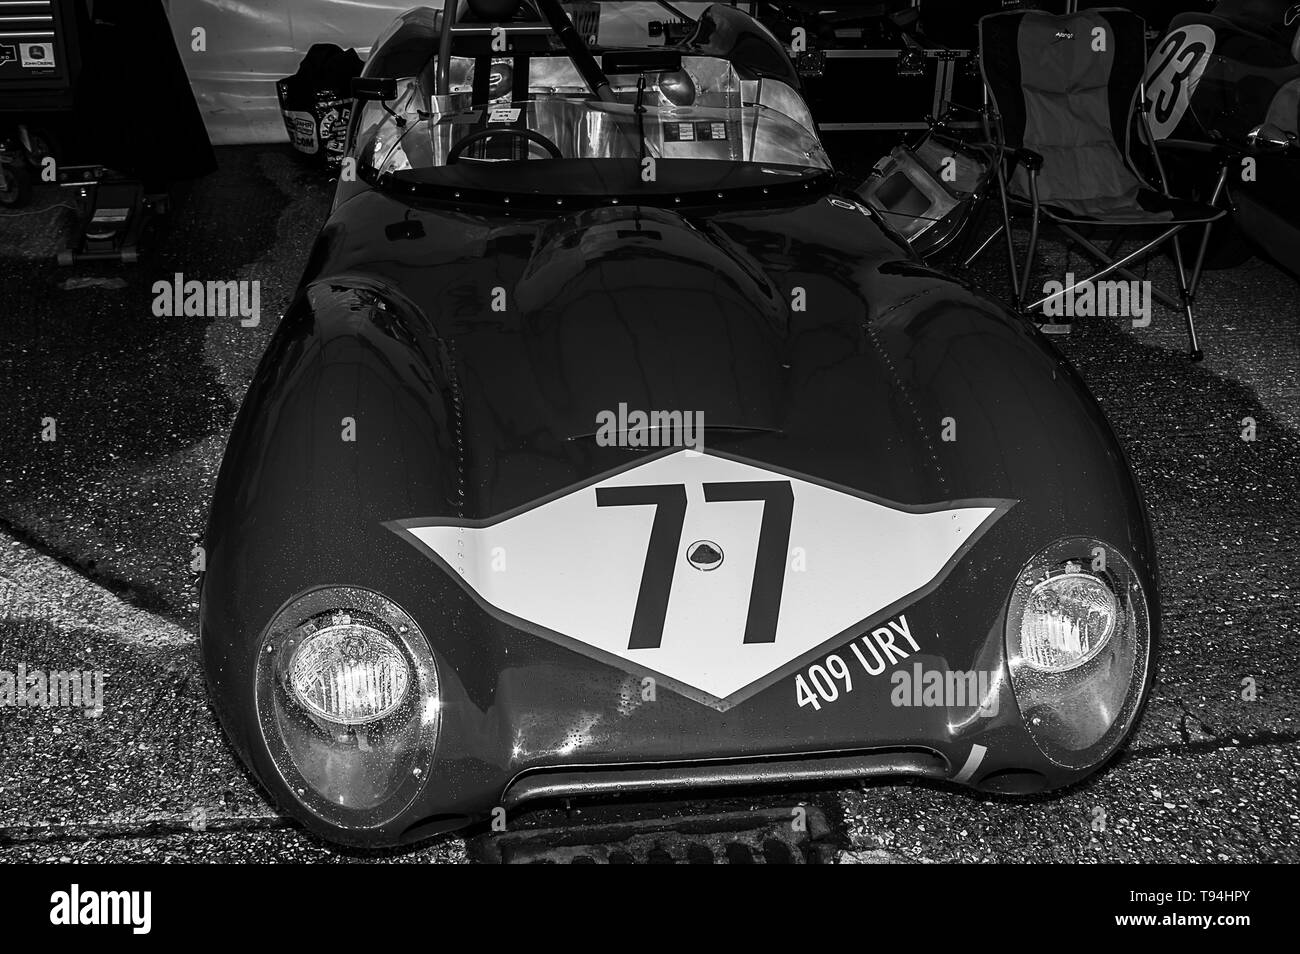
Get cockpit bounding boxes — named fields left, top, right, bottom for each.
left=350, top=1, right=832, bottom=195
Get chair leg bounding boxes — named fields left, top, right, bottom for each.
left=1025, top=225, right=1183, bottom=309
left=1189, top=219, right=1216, bottom=302
left=1056, top=224, right=1181, bottom=310
left=994, top=167, right=1020, bottom=307
left=1018, top=208, right=1041, bottom=310
left=1169, top=230, right=1204, bottom=361
left=1016, top=170, right=1048, bottom=314
left=1189, top=165, right=1230, bottom=301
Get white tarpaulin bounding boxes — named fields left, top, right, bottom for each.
left=167, top=0, right=424, bottom=145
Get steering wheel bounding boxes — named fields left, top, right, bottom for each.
left=447, top=127, right=564, bottom=164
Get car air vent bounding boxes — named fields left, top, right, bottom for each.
left=471, top=806, right=836, bottom=864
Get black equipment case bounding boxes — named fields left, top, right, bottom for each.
left=0, top=0, right=82, bottom=113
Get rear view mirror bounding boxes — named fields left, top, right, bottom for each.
left=351, top=77, right=398, bottom=102
left=601, top=49, right=682, bottom=75
left=1246, top=123, right=1296, bottom=153
left=467, top=0, right=522, bottom=18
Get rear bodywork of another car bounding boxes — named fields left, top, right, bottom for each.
left=1145, top=1, right=1300, bottom=276
left=199, top=0, right=1157, bottom=846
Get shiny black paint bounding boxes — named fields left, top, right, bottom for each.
left=200, top=174, right=1158, bottom=845
left=1160, top=11, right=1300, bottom=278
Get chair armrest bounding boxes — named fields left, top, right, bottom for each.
left=936, top=100, right=985, bottom=117
left=1012, top=147, right=1044, bottom=173
left=1158, top=138, right=1247, bottom=161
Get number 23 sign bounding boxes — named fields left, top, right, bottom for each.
left=1146, top=25, right=1217, bottom=141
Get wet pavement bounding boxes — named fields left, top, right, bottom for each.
left=0, top=145, right=1296, bottom=862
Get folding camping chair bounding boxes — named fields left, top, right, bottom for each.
left=976, top=7, right=1229, bottom=360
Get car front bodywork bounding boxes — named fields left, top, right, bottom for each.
left=200, top=1, right=1157, bottom=846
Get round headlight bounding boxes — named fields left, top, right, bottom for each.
left=255, top=587, right=440, bottom=830
left=1004, top=538, right=1152, bottom=770
left=1016, top=572, right=1117, bottom=672
left=287, top=617, right=411, bottom=725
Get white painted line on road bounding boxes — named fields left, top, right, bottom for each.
left=0, top=535, right=193, bottom=649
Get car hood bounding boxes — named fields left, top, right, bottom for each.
left=310, top=188, right=989, bottom=507
left=204, top=184, right=1155, bottom=818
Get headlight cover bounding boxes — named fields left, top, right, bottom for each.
left=287, top=620, right=411, bottom=725
left=1006, top=538, right=1151, bottom=770
left=1017, top=572, right=1118, bottom=672
left=255, top=586, right=440, bottom=830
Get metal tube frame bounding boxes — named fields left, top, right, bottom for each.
left=985, top=74, right=1226, bottom=358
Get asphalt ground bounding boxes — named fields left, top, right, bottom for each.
left=0, top=145, right=1296, bottom=862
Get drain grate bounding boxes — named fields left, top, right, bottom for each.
left=473, top=806, right=835, bottom=864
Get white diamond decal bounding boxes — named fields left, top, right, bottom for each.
left=392, top=450, right=1010, bottom=709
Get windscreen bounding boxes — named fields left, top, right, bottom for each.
left=350, top=3, right=831, bottom=196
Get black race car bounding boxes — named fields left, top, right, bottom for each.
left=199, top=0, right=1157, bottom=846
